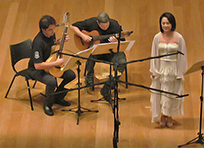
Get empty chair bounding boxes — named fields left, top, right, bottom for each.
left=5, top=39, right=38, bottom=110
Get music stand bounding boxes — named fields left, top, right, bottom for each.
left=178, top=60, right=204, bottom=147
left=90, top=40, right=135, bottom=102
left=61, top=46, right=99, bottom=125
left=91, top=40, right=135, bottom=55
left=62, top=47, right=94, bottom=71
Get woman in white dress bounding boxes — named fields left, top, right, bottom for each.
left=150, top=12, right=188, bottom=127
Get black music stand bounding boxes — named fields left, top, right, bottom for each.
left=178, top=60, right=204, bottom=147
left=89, top=40, right=135, bottom=103
left=61, top=46, right=99, bottom=125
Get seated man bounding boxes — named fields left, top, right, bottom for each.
left=28, top=15, right=76, bottom=116
left=70, top=12, right=126, bottom=104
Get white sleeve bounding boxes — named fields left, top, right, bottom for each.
left=177, top=33, right=188, bottom=80
left=149, top=33, right=160, bottom=79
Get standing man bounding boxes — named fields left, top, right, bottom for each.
left=28, top=15, right=76, bottom=116
left=70, top=12, right=126, bottom=104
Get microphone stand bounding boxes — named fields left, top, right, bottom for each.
left=49, top=51, right=112, bottom=125
left=113, top=28, right=121, bottom=148
left=62, top=60, right=98, bottom=125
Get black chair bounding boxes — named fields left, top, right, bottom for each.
left=5, top=39, right=37, bottom=111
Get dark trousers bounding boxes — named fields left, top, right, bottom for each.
left=85, top=53, right=113, bottom=80
left=28, top=69, right=76, bottom=107
left=85, top=52, right=126, bottom=97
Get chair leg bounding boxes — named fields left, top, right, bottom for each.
left=32, top=80, right=37, bottom=88
left=25, top=79, right=34, bottom=111
left=92, top=75, right=94, bottom=91
left=125, top=65, right=128, bottom=88
left=84, top=61, right=88, bottom=76
left=5, top=75, right=17, bottom=98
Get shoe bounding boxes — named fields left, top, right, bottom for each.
left=85, top=86, right=93, bottom=95
left=104, top=95, right=113, bottom=105
left=55, top=99, right=71, bottom=106
left=43, top=104, right=54, bottom=116
left=84, top=77, right=94, bottom=94
left=160, top=121, right=166, bottom=127
left=167, top=116, right=174, bottom=128
left=160, top=115, right=166, bottom=127
left=167, top=122, right=173, bottom=128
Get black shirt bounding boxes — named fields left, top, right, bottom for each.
left=28, top=31, right=56, bottom=71
left=72, top=17, right=122, bottom=43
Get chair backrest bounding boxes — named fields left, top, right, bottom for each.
left=9, top=39, right=32, bottom=73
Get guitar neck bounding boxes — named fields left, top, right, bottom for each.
left=91, top=31, right=129, bottom=41
left=58, top=26, right=68, bottom=57
left=92, top=34, right=113, bottom=41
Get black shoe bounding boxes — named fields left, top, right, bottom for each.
left=103, top=95, right=113, bottom=105
left=55, top=99, right=71, bottom=106
left=43, top=104, right=54, bottom=116
left=100, top=85, right=112, bottom=104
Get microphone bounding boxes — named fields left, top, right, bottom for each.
left=56, top=23, right=65, bottom=27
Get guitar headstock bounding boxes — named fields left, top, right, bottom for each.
left=121, top=31, right=133, bottom=38
left=63, top=12, right=70, bottom=27
left=115, top=31, right=133, bottom=38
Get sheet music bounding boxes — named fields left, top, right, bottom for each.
left=91, top=40, right=135, bottom=55
left=126, top=40, right=135, bottom=51
left=185, top=60, right=204, bottom=75
left=62, top=46, right=95, bottom=71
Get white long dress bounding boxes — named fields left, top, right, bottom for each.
left=149, top=32, right=188, bottom=123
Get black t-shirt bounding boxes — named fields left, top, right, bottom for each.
left=72, top=17, right=122, bottom=43
left=28, top=31, right=56, bottom=71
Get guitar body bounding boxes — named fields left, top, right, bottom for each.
left=74, top=30, right=100, bottom=51
left=49, top=65, right=64, bottom=78
left=45, top=45, right=64, bottom=77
